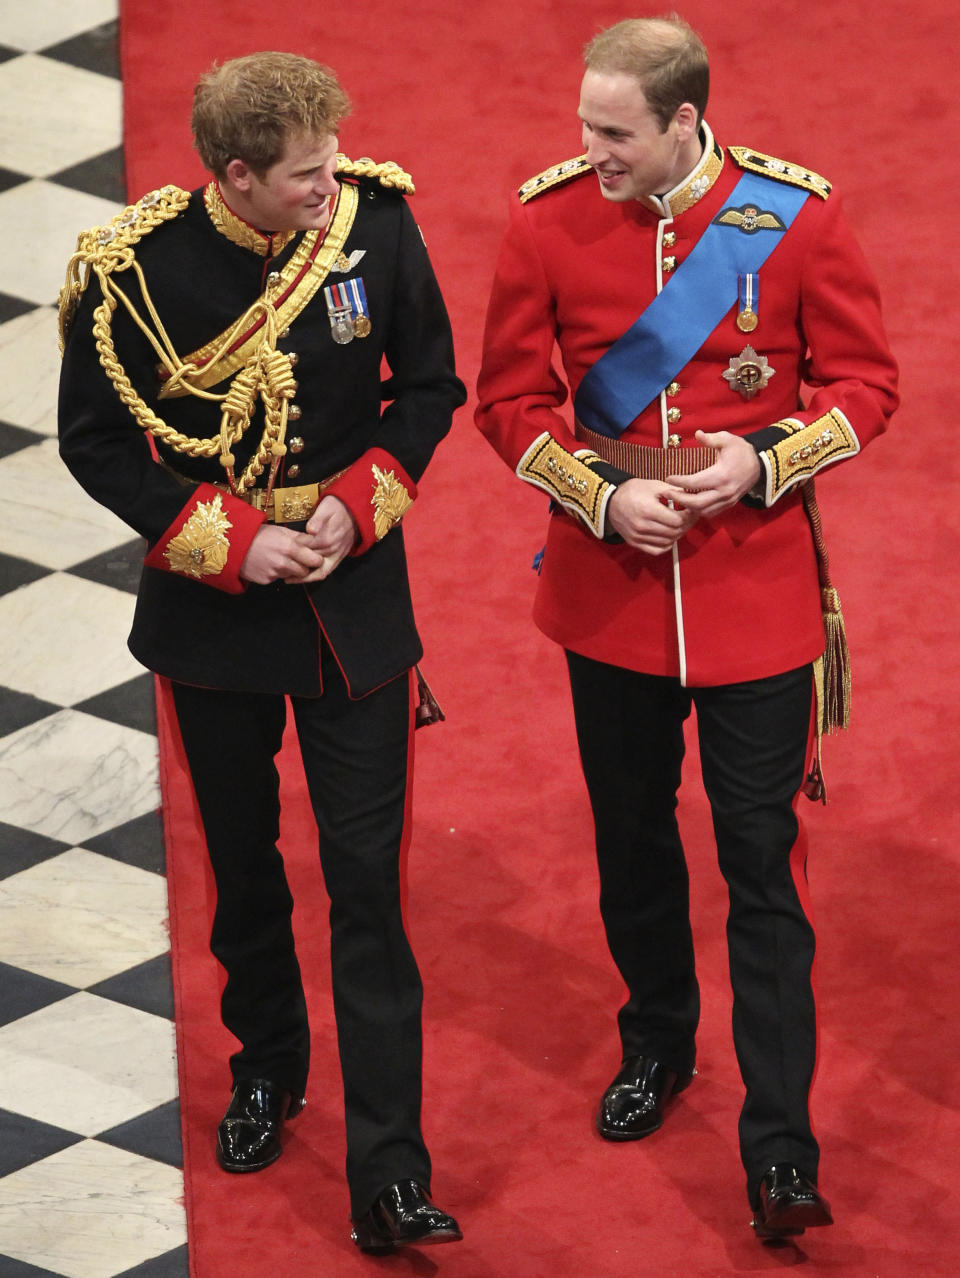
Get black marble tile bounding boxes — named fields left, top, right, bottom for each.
left=74, top=673, right=157, bottom=736
left=0, top=1108, right=82, bottom=1178
left=0, top=421, right=44, bottom=457
left=0, top=823, right=69, bottom=879
left=0, top=1258, right=68, bottom=1277
left=0, top=688, right=61, bottom=738
left=97, top=1099, right=182, bottom=1169
left=0, top=293, right=39, bottom=326
left=48, top=146, right=126, bottom=205
left=0, top=552, right=51, bottom=597
left=67, top=538, right=145, bottom=594
left=114, top=1246, right=190, bottom=1278
left=88, top=953, right=174, bottom=1021
left=0, top=963, right=75, bottom=1027
left=38, top=21, right=120, bottom=80
left=0, top=166, right=29, bottom=196
left=84, top=808, right=166, bottom=875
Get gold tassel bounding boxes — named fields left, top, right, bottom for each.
left=820, top=585, right=851, bottom=733
left=799, top=481, right=852, bottom=804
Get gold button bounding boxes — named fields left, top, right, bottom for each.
left=662, top=255, right=677, bottom=272
left=288, top=404, right=302, bottom=421
left=266, top=271, right=281, bottom=287
left=667, top=434, right=682, bottom=448
left=279, top=328, right=290, bottom=339
left=288, top=436, right=305, bottom=454
left=287, top=352, right=299, bottom=367
left=663, top=231, right=677, bottom=248
left=667, top=407, right=682, bottom=424
left=286, top=463, right=301, bottom=479
left=666, top=381, right=680, bottom=397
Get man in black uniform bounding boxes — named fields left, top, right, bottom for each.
left=58, top=51, right=465, bottom=1253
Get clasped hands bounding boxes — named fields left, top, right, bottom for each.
left=606, top=430, right=762, bottom=555
left=239, top=494, right=358, bottom=584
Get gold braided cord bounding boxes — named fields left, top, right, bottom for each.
left=336, top=152, right=415, bottom=193
left=59, top=183, right=306, bottom=495
left=58, top=185, right=192, bottom=353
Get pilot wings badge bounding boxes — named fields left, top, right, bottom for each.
left=713, top=204, right=786, bottom=234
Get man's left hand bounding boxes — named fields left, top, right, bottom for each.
left=297, top=495, right=359, bottom=581
left=667, top=430, right=762, bottom=519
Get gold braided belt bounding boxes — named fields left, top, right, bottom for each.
left=165, top=466, right=347, bottom=523
left=574, top=419, right=716, bottom=479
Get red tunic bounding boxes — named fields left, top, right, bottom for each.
left=476, top=130, right=898, bottom=686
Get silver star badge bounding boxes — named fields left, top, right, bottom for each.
left=722, top=345, right=775, bottom=399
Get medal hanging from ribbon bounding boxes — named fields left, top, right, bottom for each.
left=737, top=272, right=759, bottom=332
left=324, top=276, right=371, bottom=345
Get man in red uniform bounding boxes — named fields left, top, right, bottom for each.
left=476, top=16, right=897, bottom=1238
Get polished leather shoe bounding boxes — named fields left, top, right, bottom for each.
left=751, top=1165, right=833, bottom=1240
left=596, top=1054, right=695, bottom=1141
left=351, top=1180, right=462, bottom=1253
left=216, top=1078, right=305, bottom=1173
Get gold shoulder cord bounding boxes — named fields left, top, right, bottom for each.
left=335, top=153, right=415, bottom=193
left=58, top=182, right=357, bottom=499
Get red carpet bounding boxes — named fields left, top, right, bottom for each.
left=127, top=1, right=960, bottom=1272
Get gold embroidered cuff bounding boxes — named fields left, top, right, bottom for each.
left=371, top=464, right=413, bottom=540
left=163, top=493, right=232, bottom=579
left=760, top=410, right=860, bottom=505
left=516, top=433, right=613, bottom=538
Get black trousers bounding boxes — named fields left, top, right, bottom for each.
left=566, top=652, right=819, bottom=1200
left=171, top=659, right=431, bottom=1217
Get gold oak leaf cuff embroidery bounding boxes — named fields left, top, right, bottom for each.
left=762, top=409, right=860, bottom=505
left=371, top=464, right=413, bottom=540
left=516, top=433, right=611, bottom=537
left=164, top=494, right=232, bottom=578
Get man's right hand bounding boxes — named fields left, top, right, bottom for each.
left=606, top=478, right=698, bottom=554
left=239, top=525, right=325, bottom=584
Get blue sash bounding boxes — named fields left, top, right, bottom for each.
left=574, top=171, right=809, bottom=438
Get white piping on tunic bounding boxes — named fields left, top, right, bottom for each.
left=654, top=216, right=689, bottom=685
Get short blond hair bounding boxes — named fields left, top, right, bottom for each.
left=584, top=16, right=709, bottom=131
left=192, top=51, right=351, bottom=177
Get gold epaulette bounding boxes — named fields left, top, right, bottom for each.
left=58, top=185, right=190, bottom=351
left=336, top=153, right=415, bottom=194
left=728, top=146, right=831, bottom=200
left=518, top=155, right=592, bottom=203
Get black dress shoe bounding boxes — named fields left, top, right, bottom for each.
left=751, top=1165, right=833, bottom=1240
left=351, top=1180, right=462, bottom=1253
left=216, top=1078, right=305, bottom=1173
left=596, top=1054, right=695, bottom=1141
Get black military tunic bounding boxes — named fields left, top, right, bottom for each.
left=59, top=169, right=465, bottom=696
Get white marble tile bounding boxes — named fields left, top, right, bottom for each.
left=0, top=0, right=119, bottom=54
left=0, top=992, right=177, bottom=1136
left=0, top=440, right=136, bottom=567
left=0, top=710, right=158, bottom=845
left=0, top=1139, right=185, bottom=1278
left=0, top=307, right=63, bottom=436
left=0, top=571, right=144, bottom=702
left=0, top=180, right=121, bottom=309
left=0, top=56, right=121, bottom=176
left=0, top=848, right=169, bottom=987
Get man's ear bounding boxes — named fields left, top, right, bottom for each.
left=672, top=102, right=699, bottom=141
left=224, top=157, right=254, bottom=192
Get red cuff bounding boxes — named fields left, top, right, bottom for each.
left=323, top=449, right=418, bottom=554
left=143, top=482, right=266, bottom=593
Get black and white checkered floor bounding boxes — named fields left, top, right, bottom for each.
left=0, top=3, right=188, bottom=1273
